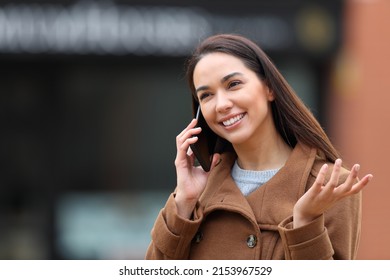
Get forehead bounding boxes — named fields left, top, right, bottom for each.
left=193, top=52, right=249, bottom=84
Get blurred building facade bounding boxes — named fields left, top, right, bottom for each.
left=0, top=0, right=387, bottom=259
left=328, top=0, right=390, bottom=259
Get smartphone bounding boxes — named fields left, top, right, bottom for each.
left=189, top=106, right=218, bottom=172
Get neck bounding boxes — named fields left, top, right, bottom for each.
left=233, top=128, right=292, bottom=171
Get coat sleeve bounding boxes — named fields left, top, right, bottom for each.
left=145, top=192, right=203, bottom=259
left=277, top=165, right=362, bottom=260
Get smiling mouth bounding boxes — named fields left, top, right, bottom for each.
left=222, top=113, right=245, bottom=127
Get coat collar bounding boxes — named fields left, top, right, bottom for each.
left=199, top=142, right=317, bottom=229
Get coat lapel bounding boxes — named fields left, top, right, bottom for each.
left=246, top=142, right=316, bottom=229
left=199, top=151, right=257, bottom=223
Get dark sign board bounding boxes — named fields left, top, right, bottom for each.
left=0, top=0, right=343, bottom=57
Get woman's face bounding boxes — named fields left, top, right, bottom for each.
left=193, top=52, right=275, bottom=147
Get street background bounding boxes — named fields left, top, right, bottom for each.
left=0, top=0, right=388, bottom=259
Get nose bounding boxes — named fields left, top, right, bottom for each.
left=215, top=92, right=233, bottom=113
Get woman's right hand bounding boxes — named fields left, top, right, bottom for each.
left=174, top=119, right=220, bottom=219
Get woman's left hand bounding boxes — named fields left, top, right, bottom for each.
left=293, top=159, right=373, bottom=228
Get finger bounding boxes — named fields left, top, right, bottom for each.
left=187, top=148, right=196, bottom=166
left=209, top=153, right=221, bottom=171
left=183, top=118, right=198, bottom=133
left=312, top=163, right=328, bottom=192
left=175, top=137, right=198, bottom=167
left=177, top=126, right=201, bottom=146
left=347, top=174, right=373, bottom=195
left=187, top=146, right=194, bottom=156
left=323, top=159, right=342, bottom=193
left=175, top=134, right=199, bottom=165
left=335, top=164, right=360, bottom=193
left=176, top=129, right=201, bottom=156
left=176, top=119, right=198, bottom=140
left=179, top=135, right=199, bottom=152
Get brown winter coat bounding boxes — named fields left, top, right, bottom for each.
left=145, top=142, right=362, bottom=259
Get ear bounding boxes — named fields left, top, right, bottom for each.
left=266, top=87, right=275, bottom=101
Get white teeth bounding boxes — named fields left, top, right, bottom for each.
left=222, top=114, right=244, bottom=126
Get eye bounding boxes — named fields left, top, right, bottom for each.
left=228, top=80, right=242, bottom=89
left=199, top=92, right=211, bottom=101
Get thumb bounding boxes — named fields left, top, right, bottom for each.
left=210, top=153, right=222, bottom=170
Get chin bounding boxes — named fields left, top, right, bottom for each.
left=223, top=135, right=249, bottom=146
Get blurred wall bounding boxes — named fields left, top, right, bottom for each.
left=328, top=0, right=390, bottom=259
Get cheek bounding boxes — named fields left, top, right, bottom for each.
left=201, top=104, right=221, bottom=133
left=200, top=103, right=214, bottom=120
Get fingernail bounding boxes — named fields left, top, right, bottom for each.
left=355, top=164, right=360, bottom=172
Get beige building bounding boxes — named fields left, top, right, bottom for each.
left=329, top=0, right=390, bottom=259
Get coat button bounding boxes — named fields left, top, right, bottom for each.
left=246, top=235, right=257, bottom=248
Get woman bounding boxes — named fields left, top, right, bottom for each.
left=145, top=34, right=373, bottom=260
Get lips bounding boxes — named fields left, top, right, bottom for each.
left=221, top=113, right=245, bottom=127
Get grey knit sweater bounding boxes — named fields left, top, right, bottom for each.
left=231, top=160, right=280, bottom=196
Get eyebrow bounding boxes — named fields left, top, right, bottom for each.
left=195, top=72, right=244, bottom=94
left=221, top=72, right=243, bottom=83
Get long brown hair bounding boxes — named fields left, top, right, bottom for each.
left=185, top=33, right=340, bottom=162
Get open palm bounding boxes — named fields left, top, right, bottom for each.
left=293, top=159, right=373, bottom=228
